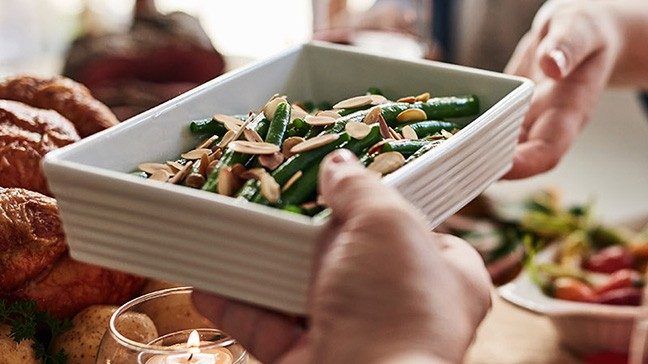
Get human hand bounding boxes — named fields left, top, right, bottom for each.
left=504, top=0, right=623, bottom=179
left=193, top=149, right=491, bottom=363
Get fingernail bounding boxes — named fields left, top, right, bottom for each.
left=549, top=49, right=568, bottom=77
left=328, top=149, right=356, bottom=164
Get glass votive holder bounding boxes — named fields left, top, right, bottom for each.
left=96, top=286, right=247, bottom=364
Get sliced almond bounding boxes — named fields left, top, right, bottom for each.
left=168, top=161, right=194, bottom=184
left=263, top=96, right=288, bottom=120
left=217, top=167, right=242, bottom=196
left=165, top=161, right=185, bottom=173
left=258, top=152, right=285, bottom=170
left=333, top=95, right=372, bottom=109
left=223, top=119, right=242, bottom=133
left=149, top=169, right=172, bottom=182
left=240, top=168, right=266, bottom=180
left=301, top=201, right=317, bottom=210
left=228, top=141, right=280, bottom=155
left=209, top=148, right=223, bottom=162
left=304, top=115, right=336, bottom=126
left=230, top=163, right=248, bottom=178
left=199, top=153, right=210, bottom=177
left=316, top=110, right=341, bottom=119
left=401, top=125, right=418, bottom=140
left=396, top=108, right=427, bottom=123
left=181, top=148, right=212, bottom=160
left=206, top=160, right=219, bottom=176
left=368, top=139, right=393, bottom=155
left=290, top=133, right=339, bottom=154
left=389, top=127, right=402, bottom=140
left=260, top=173, right=281, bottom=203
left=184, top=173, right=206, bottom=188
left=243, top=127, right=264, bottom=143
left=397, top=96, right=417, bottom=103
left=377, top=114, right=391, bottom=139
left=415, top=92, right=430, bottom=102
left=367, top=152, right=405, bottom=175
left=441, top=129, right=454, bottom=139
left=213, top=114, right=244, bottom=126
left=363, top=106, right=382, bottom=125
left=218, top=130, right=237, bottom=148
left=291, top=104, right=309, bottom=120
left=282, top=171, right=303, bottom=192
left=369, top=94, right=388, bottom=105
left=282, top=137, right=305, bottom=158
left=345, top=121, right=371, bottom=140
left=197, top=134, right=219, bottom=150
left=139, top=163, right=174, bottom=175
left=427, top=133, right=445, bottom=140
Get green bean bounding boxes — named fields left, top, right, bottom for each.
left=358, top=153, right=375, bottom=167
left=394, top=120, right=459, bottom=138
left=366, top=86, right=384, bottom=95
left=381, top=140, right=430, bottom=157
left=130, top=171, right=148, bottom=178
left=345, top=125, right=382, bottom=154
left=189, top=118, right=227, bottom=136
left=405, top=140, right=444, bottom=163
left=266, top=101, right=291, bottom=145
left=282, top=204, right=303, bottom=214
left=280, top=161, right=321, bottom=206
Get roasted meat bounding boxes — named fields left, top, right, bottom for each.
left=0, top=188, right=66, bottom=292
left=0, top=75, right=118, bottom=137
left=0, top=100, right=80, bottom=195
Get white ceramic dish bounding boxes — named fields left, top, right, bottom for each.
left=499, top=245, right=642, bottom=354
left=43, top=41, right=533, bottom=315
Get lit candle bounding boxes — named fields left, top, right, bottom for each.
left=145, top=330, right=233, bottom=364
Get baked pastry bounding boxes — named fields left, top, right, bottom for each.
left=0, top=100, right=79, bottom=195
left=0, top=75, right=118, bottom=137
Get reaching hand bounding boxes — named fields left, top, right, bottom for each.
left=193, top=149, right=491, bottom=363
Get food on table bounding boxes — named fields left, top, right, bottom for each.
left=139, top=281, right=215, bottom=335
left=52, top=305, right=157, bottom=364
left=0, top=75, right=118, bottom=137
left=0, top=325, right=39, bottom=364
left=133, top=89, right=480, bottom=216
left=0, top=100, right=79, bottom=195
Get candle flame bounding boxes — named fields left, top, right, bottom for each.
left=187, top=330, right=201, bottom=351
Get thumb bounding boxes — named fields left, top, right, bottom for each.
left=536, top=10, right=603, bottom=79
left=318, top=149, right=403, bottom=220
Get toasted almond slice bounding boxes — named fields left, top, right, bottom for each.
left=316, top=110, right=341, bottom=119
left=240, top=168, right=266, bottom=180
left=218, top=130, right=237, bottom=148
left=389, top=127, right=402, bottom=140
left=415, top=92, right=430, bottom=102
left=368, top=139, right=394, bottom=155
left=243, top=127, right=264, bottom=143
left=230, top=163, right=248, bottom=178
left=199, top=153, right=210, bottom=177
left=333, top=95, right=372, bottom=109
left=185, top=173, right=206, bottom=188
left=282, top=136, right=305, bottom=158
left=259, top=152, right=285, bottom=170
left=206, top=160, right=219, bottom=175
left=149, top=169, right=172, bottom=182
left=228, top=141, right=280, bottom=155
left=290, top=134, right=339, bottom=154
left=441, top=129, right=454, bottom=139
left=304, top=115, right=336, bottom=126
left=345, top=121, right=371, bottom=140
left=397, top=96, right=417, bottom=103
left=227, top=113, right=256, bottom=148
left=370, top=94, right=388, bottom=105
left=217, top=167, right=242, bottom=196
left=396, top=108, right=427, bottom=123
left=168, top=161, right=194, bottom=184
left=291, top=104, right=309, bottom=120
left=197, top=134, right=219, bottom=150
left=367, top=151, right=405, bottom=175
left=427, top=133, right=445, bottom=140
left=213, top=114, right=244, bottom=125
left=209, top=148, right=223, bottom=162
left=139, top=162, right=174, bottom=175
left=301, top=201, right=317, bottom=210
left=260, top=173, right=281, bottom=203
left=263, top=96, right=288, bottom=120
left=165, top=161, right=185, bottom=172
left=181, top=148, right=212, bottom=160
left=377, top=114, right=391, bottom=139
left=224, top=119, right=242, bottom=133
left=401, top=125, right=418, bottom=140
left=281, top=171, right=303, bottom=192
left=363, top=106, right=382, bottom=125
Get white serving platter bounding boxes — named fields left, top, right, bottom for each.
left=43, top=41, right=533, bottom=315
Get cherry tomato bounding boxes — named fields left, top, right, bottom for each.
left=553, top=277, right=597, bottom=303
left=594, top=269, right=644, bottom=294
left=596, top=287, right=643, bottom=306
left=583, top=246, right=634, bottom=274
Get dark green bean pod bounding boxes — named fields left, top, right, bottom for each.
left=265, top=101, right=291, bottom=146
left=394, top=120, right=459, bottom=138
left=358, top=153, right=375, bottom=167
left=189, top=118, right=228, bottom=136
left=289, top=118, right=310, bottom=137
left=381, top=140, right=430, bottom=157
left=345, top=124, right=382, bottom=154
left=279, top=160, right=321, bottom=206
left=405, top=140, right=444, bottom=163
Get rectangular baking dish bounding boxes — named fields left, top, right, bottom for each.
left=43, top=42, right=533, bottom=315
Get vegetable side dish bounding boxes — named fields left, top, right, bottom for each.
left=133, top=89, right=480, bottom=216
